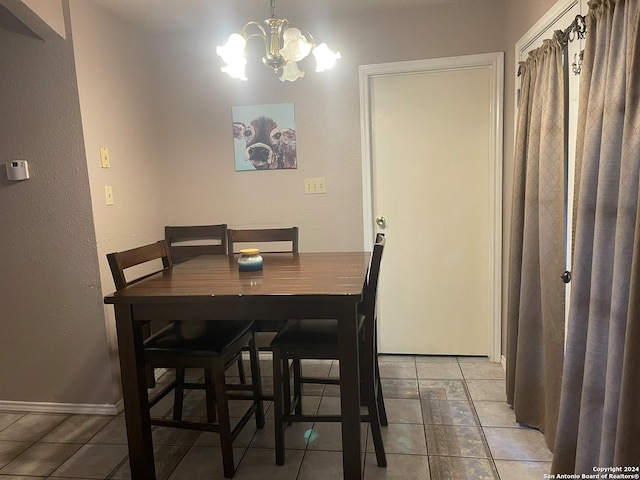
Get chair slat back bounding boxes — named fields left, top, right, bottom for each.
left=107, top=240, right=172, bottom=290
left=227, top=227, right=299, bottom=255
left=165, top=224, right=228, bottom=262
left=360, top=233, right=386, bottom=371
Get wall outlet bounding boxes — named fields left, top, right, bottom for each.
left=304, top=177, right=327, bottom=194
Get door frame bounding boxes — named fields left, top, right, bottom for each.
left=359, top=53, right=504, bottom=362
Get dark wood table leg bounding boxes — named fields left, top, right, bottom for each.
left=337, top=303, right=363, bottom=479
left=114, top=304, right=156, bottom=478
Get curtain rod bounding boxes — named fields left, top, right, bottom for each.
left=517, top=14, right=587, bottom=77
left=557, top=14, right=587, bottom=48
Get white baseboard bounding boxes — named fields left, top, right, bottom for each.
left=0, top=399, right=122, bottom=416
left=0, top=367, right=206, bottom=417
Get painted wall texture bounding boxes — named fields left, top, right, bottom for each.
left=1, top=0, right=566, bottom=409
left=153, top=1, right=506, bottom=253
left=0, top=2, right=112, bottom=406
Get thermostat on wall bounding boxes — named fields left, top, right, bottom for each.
left=6, top=160, right=30, bottom=180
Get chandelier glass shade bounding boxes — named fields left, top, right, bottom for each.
left=216, top=0, right=341, bottom=82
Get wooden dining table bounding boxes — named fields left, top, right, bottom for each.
left=104, top=251, right=371, bottom=479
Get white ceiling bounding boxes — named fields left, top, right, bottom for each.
left=85, top=0, right=469, bottom=33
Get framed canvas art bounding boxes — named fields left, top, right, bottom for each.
left=232, top=102, right=297, bottom=171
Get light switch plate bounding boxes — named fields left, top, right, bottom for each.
left=100, top=147, right=110, bottom=168
left=304, top=177, right=327, bottom=194
left=105, top=186, right=114, bottom=205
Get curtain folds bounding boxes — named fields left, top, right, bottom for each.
left=552, top=0, right=640, bottom=473
left=506, top=35, right=566, bottom=451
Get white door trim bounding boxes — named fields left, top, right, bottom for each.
left=359, top=53, right=504, bottom=362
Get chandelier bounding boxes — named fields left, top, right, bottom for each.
left=216, top=0, right=341, bottom=82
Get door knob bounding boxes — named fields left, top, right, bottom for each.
left=375, top=216, right=386, bottom=228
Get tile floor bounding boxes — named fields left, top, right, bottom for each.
left=0, top=355, right=553, bottom=479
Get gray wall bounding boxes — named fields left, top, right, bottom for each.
left=155, top=0, right=507, bottom=252
left=0, top=2, right=113, bottom=406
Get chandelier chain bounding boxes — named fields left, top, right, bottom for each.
left=271, top=0, right=276, bottom=18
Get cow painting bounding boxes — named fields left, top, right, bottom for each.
left=233, top=116, right=297, bottom=170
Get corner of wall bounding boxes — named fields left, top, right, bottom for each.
left=20, top=0, right=65, bottom=39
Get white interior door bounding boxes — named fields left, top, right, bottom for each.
left=360, top=54, right=503, bottom=359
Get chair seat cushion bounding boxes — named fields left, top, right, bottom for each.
left=270, top=316, right=365, bottom=350
left=144, top=320, right=253, bottom=356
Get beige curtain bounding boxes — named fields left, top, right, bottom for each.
left=506, top=35, right=566, bottom=451
left=552, top=0, right=640, bottom=473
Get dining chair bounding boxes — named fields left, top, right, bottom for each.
left=165, top=224, right=246, bottom=383
left=165, top=224, right=228, bottom=263
left=107, top=240, right=170, bottom=388
left=227, top=226, right=299, bottom=345
left=107, top=240, right=264, bottom=478
left=269, top=233, right=387, bottom=467
left=227, top=226, right=299, bottom=255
